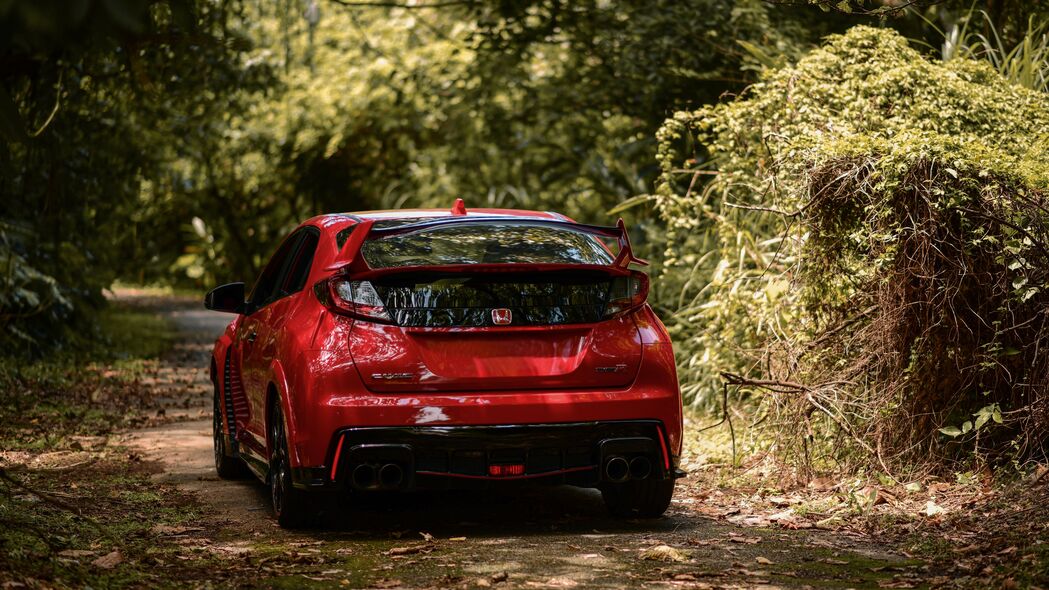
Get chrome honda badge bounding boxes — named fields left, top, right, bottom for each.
left=491, top=308, right=512, bottom=325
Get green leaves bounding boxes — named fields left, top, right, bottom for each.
left=939, top=404, right=1004, bottom=438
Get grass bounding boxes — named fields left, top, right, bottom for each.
left=0, top=300, right=211, bottom=588
left=0, top=459, right=228, bottom=588
left=0, top=305, right=175, bottom=452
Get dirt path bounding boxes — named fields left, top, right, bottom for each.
left=122, top=299, right=923, bottom=589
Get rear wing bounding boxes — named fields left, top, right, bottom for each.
left=330, top=216, right=647, bottom=274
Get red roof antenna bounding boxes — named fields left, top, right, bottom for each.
left=451, top=198, right=468, bottom=216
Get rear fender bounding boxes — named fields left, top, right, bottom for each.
left=266, top=359, right=302, bottom=468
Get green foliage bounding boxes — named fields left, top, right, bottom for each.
left=937, top=10, right=1049, bottom=92
left=132, top=0, right=838, bottom=289
left=0, top=303, right=175, bottom=452
left=656, top=25, right=1049, bottom=468
left=0, top=0, right=254, bottom=354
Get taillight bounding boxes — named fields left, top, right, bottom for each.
left=324, top=277, right=393, bottom=323
left=604, top=271, right=649, bottom=318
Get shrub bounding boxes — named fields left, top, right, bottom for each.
left=656, top=25, right=1049, bottom=472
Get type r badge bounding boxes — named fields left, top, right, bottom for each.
left=491, top=308, right=512, bottom=325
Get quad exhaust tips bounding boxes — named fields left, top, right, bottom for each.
left=629, top=456, right=652, bottom=480
left=379, top=463, right=404, bottom=488
left=352, top=464, right=376, bottom=489
left=604, top=455, right=654, bottom=482
left=351, top=463, right=405, bottom=490
left=604, top=456, right=630, bottom=483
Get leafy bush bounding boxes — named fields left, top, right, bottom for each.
left=656, top=26, right=1049, bottom=471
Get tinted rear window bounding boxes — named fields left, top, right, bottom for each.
left=360, top=223, right=614, bottom=268
left=374, top=271, right=613, bottom=326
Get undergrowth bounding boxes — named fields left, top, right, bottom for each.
left=657, top=26, right=1049, bottom=477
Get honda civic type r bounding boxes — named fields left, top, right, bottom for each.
left=205, top=201, right=684, bottom=527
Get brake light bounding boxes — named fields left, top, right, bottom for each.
left=324, top=277, right=393, bottom=323
left=488, top=464, right=525, bottom=477
left=604, top=271, right=649, bottom=318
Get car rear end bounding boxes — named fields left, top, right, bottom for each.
left=298, top=211, right=682, bottom=515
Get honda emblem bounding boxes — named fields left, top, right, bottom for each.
left=491, top=308, right=512, bottom=325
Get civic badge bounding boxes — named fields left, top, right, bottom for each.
left=491, top=308, right=512, bottom=325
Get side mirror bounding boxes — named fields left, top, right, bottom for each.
left=204, top=282, right=246, bottom=314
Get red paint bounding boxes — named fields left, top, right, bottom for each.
left=330, top=433, right=345, bottom=480
left=209, top=207, right=682, bottom=484
left=656, top=424, right=671, bottom=471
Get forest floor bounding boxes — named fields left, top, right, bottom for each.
left=1, top=293, right=1046, bottom=589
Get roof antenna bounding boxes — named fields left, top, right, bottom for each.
left=451, top=198, right=467, bottom=216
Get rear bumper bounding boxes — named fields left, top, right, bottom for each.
left=292, top=420, right=684, bottom=490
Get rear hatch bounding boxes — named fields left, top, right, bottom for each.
left=327, top=216, right=647, bottom=393
left=347, top=269, right=642, bottom=392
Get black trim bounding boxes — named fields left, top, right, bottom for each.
left=298, top=420, right=680, bottom=491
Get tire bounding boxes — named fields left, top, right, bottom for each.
left=213, top=389, right=248, bottom=479
left=269, top=399, right=311, bottom=528
left=601, top=478, right=675, bottom=518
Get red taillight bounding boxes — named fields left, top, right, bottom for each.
left=656, top=424, right=671, bottom=471
left=330, top=434, right=345, bottom=481
left=604, top=271, right=649, bottom=318
left=324, top=277, right=393, bottom=323
left=488, top=464, right=525, bottom=477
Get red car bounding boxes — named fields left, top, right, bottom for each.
left=205, top=201, right=683, bottom=527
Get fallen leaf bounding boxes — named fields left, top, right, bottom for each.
left=815, top=516, right=845, bottom=529
left=924, top=501, right=946, bottom=517
left=639, top=545, right=689, bottom=562
left=385, top=546, right=424, bottom=557
left=92, top=550, right=123, bottom=569
left=58, top=549, right=96, bottom=558
left=755, top=556, right=773, bottom=565
left=152, top=524, right=204, bottom=535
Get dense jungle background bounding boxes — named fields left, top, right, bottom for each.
left=4, top=1, right=1049, bottom=587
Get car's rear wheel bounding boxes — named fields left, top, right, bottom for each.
left=601, top=478, right=675, bottom=518
left=213, top=389, right=248, bottom=479
left=269, top=399, right=310, bottom=528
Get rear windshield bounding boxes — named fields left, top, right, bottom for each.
left=360, top=223, right=614, bottom=268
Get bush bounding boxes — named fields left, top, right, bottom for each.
left=656, top=26, right=1049, bottom=472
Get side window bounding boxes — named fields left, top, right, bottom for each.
left=249, top=230, right=304, bottom=309
left=282, top=228, right=320, bottom=295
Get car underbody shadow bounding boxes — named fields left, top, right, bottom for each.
left=265, top=483, right=689, bottom=538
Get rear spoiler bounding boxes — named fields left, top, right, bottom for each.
left=329, top=216, right=647, bottom=273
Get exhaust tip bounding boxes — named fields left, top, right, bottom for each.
left=352, top=463, right=377, bottom=489
left=379, top=463, right=404, bottom=488
left=605, top=456, right=630, bottom=483
left=629, top=456, right=652, bottom=480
